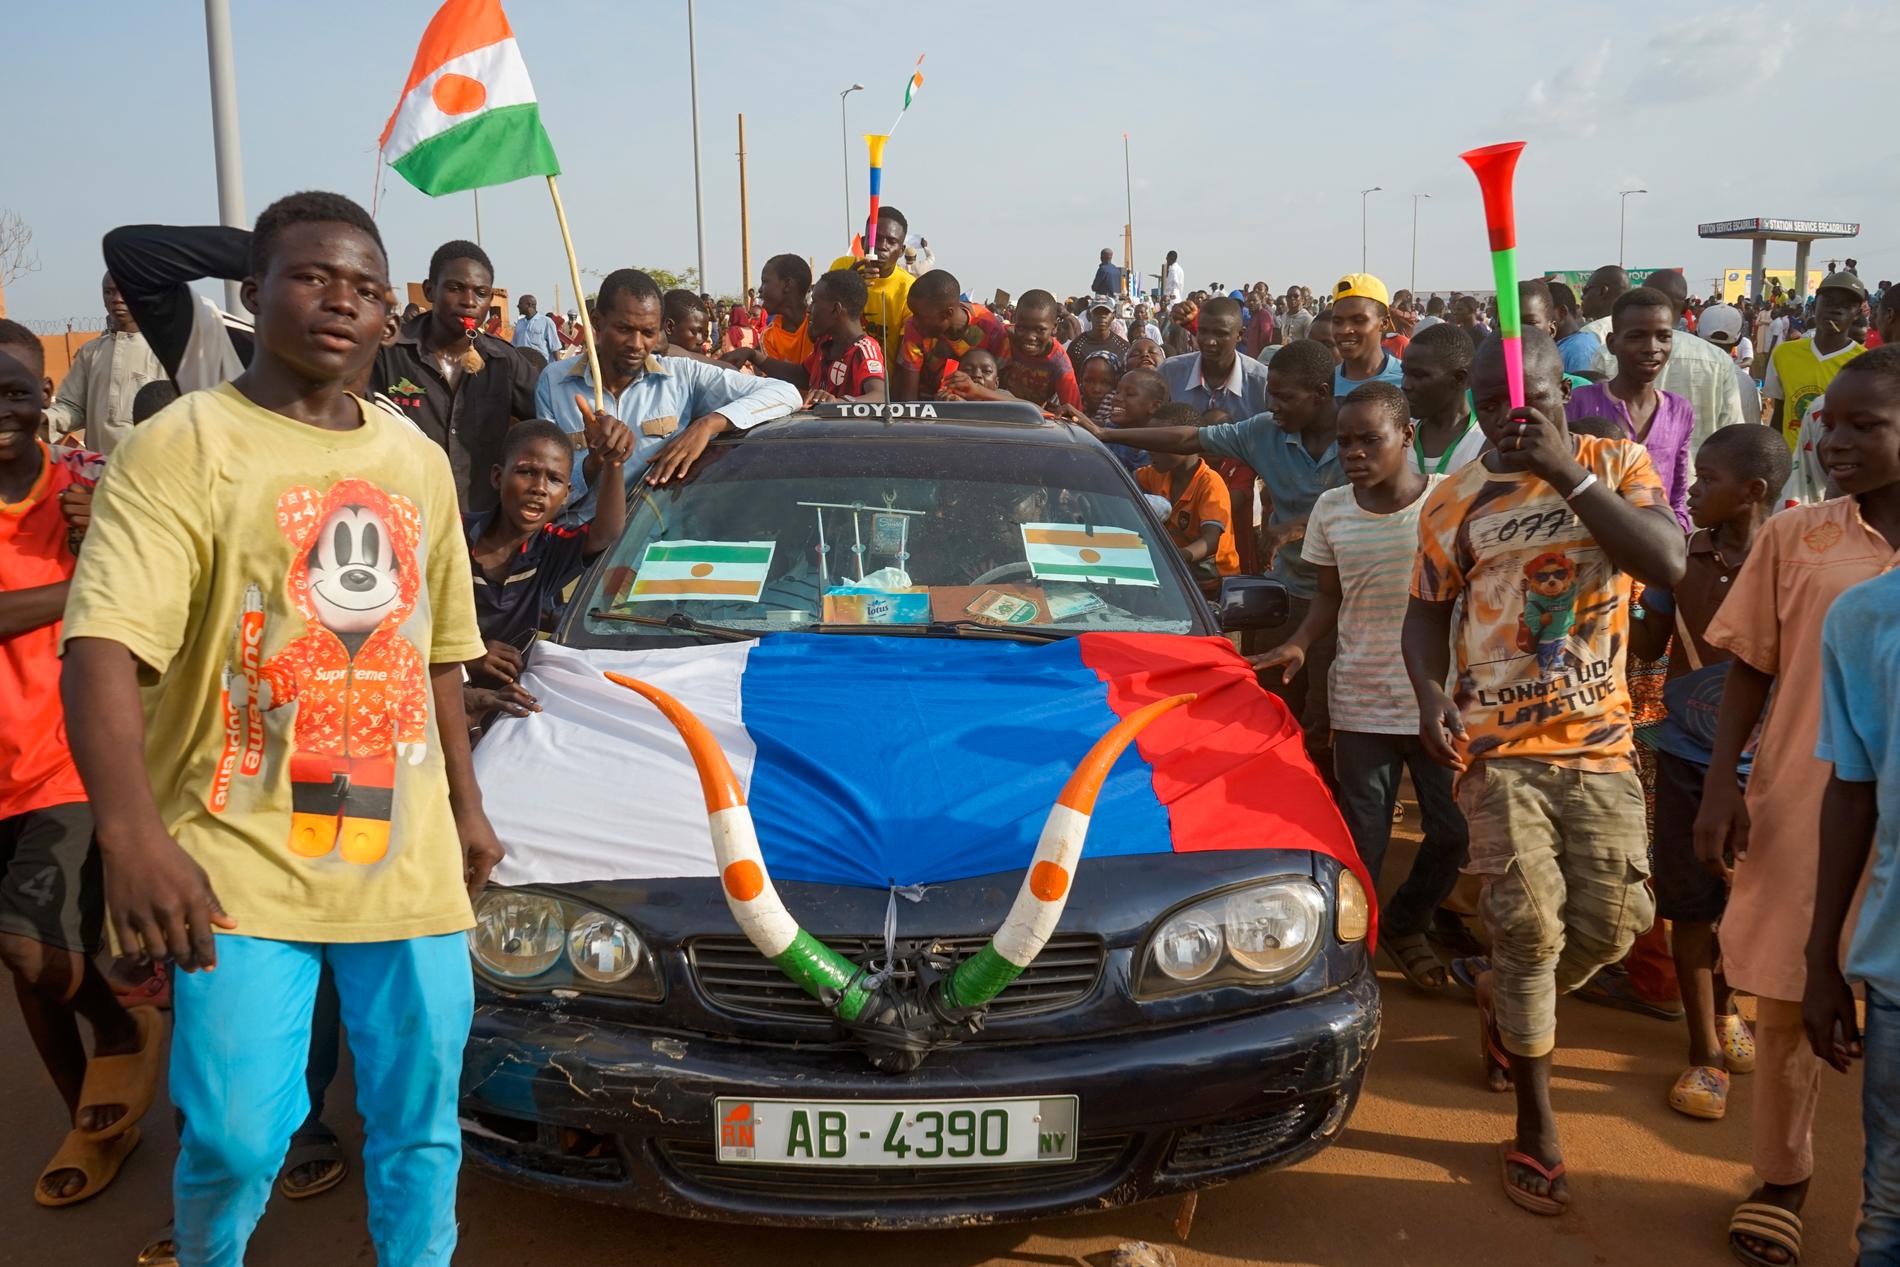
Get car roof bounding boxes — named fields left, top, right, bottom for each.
left=731, top=400, right=1092, bottom=446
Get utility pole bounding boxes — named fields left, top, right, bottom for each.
left=203, top=0, right=247, bottom=312
left=1123, top=132, right=1135, bottom=297
left=686, top=0, right=708, bottom=293
left=839, top=84, right=865, bottom=245
left=1359, top=186, right=1382, bottom=274
left=737, top=114, right=752, bottom=294
left=1619, top=188, right=1648, bottom=268
left=1410, top=193, right=1431, bottom=293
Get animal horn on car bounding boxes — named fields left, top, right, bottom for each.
left=942, top=693, right=1195, bottom=1010
left=605, top=673, right=878, bottom=1023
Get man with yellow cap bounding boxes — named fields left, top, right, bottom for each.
left=1331, top=273, right=1407, bottom=400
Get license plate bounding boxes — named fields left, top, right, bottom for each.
left=714, top=1095, right=1079, bottom=1167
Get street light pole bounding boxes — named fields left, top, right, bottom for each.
left=1410, top=193, right=1431, bottom=293
left=686, top=0, right=708, bottom=294
left=203, top=0, right=247, bottom=312
left=1360, top=186, right=1382, bottom=274
left=1123, top=131, right=1135, bottom=297
left=839, top=84, right=864, bottom=245
left=1619, top=188, right=1648, bottom=268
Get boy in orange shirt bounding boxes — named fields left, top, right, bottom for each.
left=1136, top=401, right=1239, bottom=591
left=0, top=319, right=155, bottom=1208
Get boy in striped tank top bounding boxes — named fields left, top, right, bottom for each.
left=1254, top=382, right=1467, bottom=991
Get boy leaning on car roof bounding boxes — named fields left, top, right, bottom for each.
left=60, top=190, right=500, bottom=1266
left=1402, top=330, right=1684, bottom=1219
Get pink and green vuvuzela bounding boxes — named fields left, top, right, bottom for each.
left=1460, top=142, right=1528, bottom=409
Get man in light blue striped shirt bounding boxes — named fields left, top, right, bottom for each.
left=535, top=269, right=799, bottom=523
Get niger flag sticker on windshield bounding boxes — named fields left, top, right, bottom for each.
left=1020, top=525, right=1158, bottom=587
left=629, top=541, right=777, bottom=603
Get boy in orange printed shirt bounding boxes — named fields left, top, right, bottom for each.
left=0, top=320, right=154, bottom=1208
left=1403, top=331, right=1685, bottom=1217
left=1136, top=402, right=1239, bottom=589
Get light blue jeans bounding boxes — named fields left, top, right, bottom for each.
left=170, top=934, right=473, bottom=1267
left=1864, top=987, right=1900, bottom=1265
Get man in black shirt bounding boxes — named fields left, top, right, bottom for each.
left=371, top=240, right=540, bottom=511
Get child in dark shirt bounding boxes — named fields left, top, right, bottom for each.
left=463, top=419, right=629, bottom=718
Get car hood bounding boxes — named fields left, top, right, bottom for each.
left=476, top=633, right=1363, bottom=906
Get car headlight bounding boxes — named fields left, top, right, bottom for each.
left=471, top=889, right=663, bottom=999
left=1152, top=906, right=1224, bottom=982
left=471, top=891, right=566, bottom=978
left=1138, top=878, right=1327, bottom=996
left=1335, top=869, right=1370, bottom=943
left=1225, top=883, right=1324, bottom=974
left=568, top=911, right=642, bottom=983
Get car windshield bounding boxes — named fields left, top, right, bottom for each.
left=568, top=435, right=1203, bottom=645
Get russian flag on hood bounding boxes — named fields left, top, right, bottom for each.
left=478, top=632, right=1367, bottom=924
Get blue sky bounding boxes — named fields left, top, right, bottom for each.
left=11, top=0, right=1900, bottom=323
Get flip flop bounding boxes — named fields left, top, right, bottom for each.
left=1573, top=966, right=1686, bottom=1021
left=1730, top=1200, right=1803, bottom=1265
left=136, top=1223, right=178, bottom=1267
left=1448, top=955, right=1490, bottom=993
left=1381, top=932, right=1449, bottom=990
left=1498, top=1141, right=1566, bottom=1216
left=34, top=1126, right=142, bottom=1208
left=75, top=1005, right=166, bottom=1142
left=1668, top=1065, right=1730, bottom=1120
left=1721, top=1013, right=1758, bottom=1074
left=277, top=1133, right=348, bottom=1200
left=113, top=969, right=172, bottom=1011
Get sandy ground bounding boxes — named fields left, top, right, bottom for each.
left=1, top=833, right=1866, bottom=1266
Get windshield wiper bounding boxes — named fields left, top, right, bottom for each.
left=587, top=609, right=759, bottom=642
left=815, top=620, right=1066, bottom=643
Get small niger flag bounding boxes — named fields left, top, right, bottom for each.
left=628, top=541, right=777, bottom=603
left=1021, top=524, right=1158, bottom=587
left=379, top=0, right=560, bottom=197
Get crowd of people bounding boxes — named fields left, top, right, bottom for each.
left=3, top=190, right=1899, bottom=1266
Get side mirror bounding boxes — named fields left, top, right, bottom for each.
left=1216, top=575, right=1288, bottom=632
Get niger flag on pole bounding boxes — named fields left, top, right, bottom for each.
left=379, top=0, right=559, bottom=196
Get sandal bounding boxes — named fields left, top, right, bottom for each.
left=137, top=1222, right=178, bottom=1267
left=1721, top=1013, right=1758, bottom=1074
left=1448, top=954, right=1489, bottom=993
left=75, top=1005, right=166, bottom=1142
left=1730, top=1200, right=1803, bottom=1265
left=1498, top=1141, right=1566, bottom=1216
left=1574, top=965, right=1686, bottom=1021
left=1668, top=1065, right=1730, bottom=1120
left=1381, top=932, right=1448, bottom=990
left=277, top=1132, right=348, bottom=1200
left=33, top=1126, right=142, bottom=1208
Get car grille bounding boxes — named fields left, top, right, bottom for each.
left=1160, top=1101, right=1317, bottom=1178
left=656, top=1132, right=1133, bottom=1200
left=687, top=933, right=1104, bottom=1024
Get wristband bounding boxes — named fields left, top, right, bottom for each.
left=1562, top=471, right=1598, bottom=502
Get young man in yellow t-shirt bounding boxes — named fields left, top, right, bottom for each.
left=830, top=204, right=915, bottom=370
left=60, top=192, right=511, bottom=1266
left=1764, top=272, right=1867, bottom=448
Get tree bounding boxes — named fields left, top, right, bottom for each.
left=582, top=264, right=701, bottom=293
left=0, top=209, right=39, bottom=287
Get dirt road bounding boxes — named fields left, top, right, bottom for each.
left=1, top=862, right=1866, bottom=1266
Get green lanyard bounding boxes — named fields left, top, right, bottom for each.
left=1415, top=406, right=1478, bottom=475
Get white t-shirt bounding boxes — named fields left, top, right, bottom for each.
left=1301, top=476, right=1444, bottom=735
left=1163, top=263, right=1185, bottom=304
left=1409, top=414, right=1489, bottom=475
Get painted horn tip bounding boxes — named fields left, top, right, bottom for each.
left=603, top=672, right=745, bottom=813
left=1057, top=692, right=1196, bottom=815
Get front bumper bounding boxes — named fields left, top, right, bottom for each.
left=459, top=961, right=1379, bottom=1229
